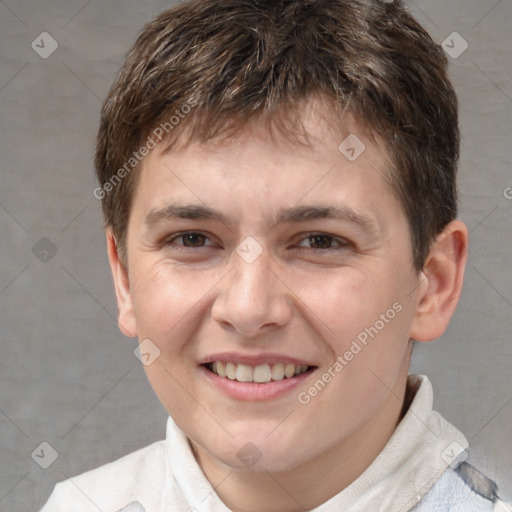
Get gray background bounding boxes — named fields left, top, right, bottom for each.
left=0, top=0, right=511, bottom=510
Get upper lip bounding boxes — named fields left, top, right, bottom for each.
left=199, top=352, right=316, bottom=367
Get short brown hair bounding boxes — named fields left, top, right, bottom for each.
left=95, top=0, right=459, bottom=270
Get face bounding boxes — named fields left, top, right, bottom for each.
left=113, top=105, right=426, bottom=473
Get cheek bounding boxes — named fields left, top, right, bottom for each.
left=132, top=266, right=207, bottom=412
left=129, top=263, right=207, bottom=347
left=289, top=267, right=397, bottom=341
left=295, top=264, right=413, bottom=377
left=323, top=273, right=414, bottom=406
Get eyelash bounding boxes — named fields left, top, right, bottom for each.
left=163, top=231, right=351, bottom=251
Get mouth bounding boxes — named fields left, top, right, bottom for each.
left=204, top=361, right=314, bottom=383
left=199, top=353, right=318, bottom=401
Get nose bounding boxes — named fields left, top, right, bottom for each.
left=211, top=247, right=293, bottom=338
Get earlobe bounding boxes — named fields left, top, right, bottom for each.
left=106, top=229, right=138, bottom=338
left=409, top=220, right=469, bottom=343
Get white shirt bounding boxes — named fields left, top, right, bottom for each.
left=40, top=375, right=510, bottom=512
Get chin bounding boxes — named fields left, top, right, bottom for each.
left=204, top=433, right=314, bottom=473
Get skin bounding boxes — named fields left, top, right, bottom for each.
left=107, top=101, right=468, bottom=512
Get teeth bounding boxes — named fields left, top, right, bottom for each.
left=235, top=364, right=253, bottom=382
left=217, top=361, right=226, bottom=378
left=284, top=364, right=295, bottom=378
left=253, top=364, right=272, bottom=383
left=226, top=362, right=237, bottom=380
left=209, top=362, right=310, bottom=382
left=271, top=363, right=285, bottom=380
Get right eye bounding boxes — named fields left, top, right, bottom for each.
left=164, top=232, right=215, bottom=248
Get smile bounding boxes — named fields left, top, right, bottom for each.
left=206, top=361, right=312, bottom=383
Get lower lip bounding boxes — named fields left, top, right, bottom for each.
left=199, top=365, right=315, bottom=401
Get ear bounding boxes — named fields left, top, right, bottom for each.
left=106, top=229, right=138, bottom=338
left=409, top=220, right=468, bottom=342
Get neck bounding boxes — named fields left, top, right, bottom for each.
left=191, top=371, right=411, bottom=512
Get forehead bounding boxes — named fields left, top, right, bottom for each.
left=130, top=102, right=402, bottom=233
left=146, top=101, right=387, bottom=174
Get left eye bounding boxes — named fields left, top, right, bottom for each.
left=297, top=234, right=348, bottom=250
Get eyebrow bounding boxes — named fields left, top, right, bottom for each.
left=144, top=203, right=378, bottom=234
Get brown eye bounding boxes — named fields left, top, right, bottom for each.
left=307, top=235, right=335, bottom=249
left=297, top=233, right=348, bottom=250
left=165, top=232, right=213, bottom=248
left=181, top=233, right=206, bottom=247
